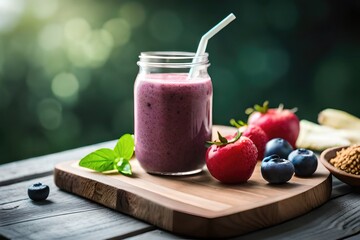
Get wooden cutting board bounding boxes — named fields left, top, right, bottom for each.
left=54, top=125, right=332, bottom=238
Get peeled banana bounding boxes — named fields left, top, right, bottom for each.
left=296, top=120, right=351, bottom=151
left=318, top=108, right=360, bottom=130
left=297, top=109, right=360, bottom=151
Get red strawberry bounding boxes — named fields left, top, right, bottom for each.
left=230, top=119, right=268, bottom=160
left=206, top=131, right=258, bottom=184
left=247, top=101, right=300, bottom=148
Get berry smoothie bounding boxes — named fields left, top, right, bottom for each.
left=134, top=73, right=212, bottom=175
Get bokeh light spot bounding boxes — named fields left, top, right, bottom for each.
left=149, top=10, right=183, bottom=42
left=118, top=2, right=146, bottom=28
left=83, top=29, right=114, bottom=67
left=30, top=0, right=58, bottom=19
left=64, top=18, right=91, bottom=42
left=37, top=98, right=62, bottom=130
left=103, top=18, right=131, bottom=47
left=38, top=23, right=63, bottom=51
left=0, top=0, right=25, bottom=33
left=66, top=45, right=89, bottom=68
left=51, top=72, right=79, bottom=98
left=65, top=20, right=114, bottom=68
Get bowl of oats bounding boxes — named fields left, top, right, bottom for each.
left=320, top=145, right=360, bottom=187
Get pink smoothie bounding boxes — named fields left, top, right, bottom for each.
left=134, top=73, right=212, bottom=174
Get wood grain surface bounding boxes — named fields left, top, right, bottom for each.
left=54, top=125, right=332, bottom=238
left=0, top=140, right=116, bottom=187
left=0, top=176, right=154, bottom=240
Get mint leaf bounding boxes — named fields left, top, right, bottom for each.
left=114, top=134, right=134, bottom=160
left=79, top=148, right=116, bottom=172
left=115, top=158, right=132, bottom=176
left=79, top=133, right=134, bottom=176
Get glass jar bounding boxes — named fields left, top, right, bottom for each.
left=134, top=51, right=212, bottom=175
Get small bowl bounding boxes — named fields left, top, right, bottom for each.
left=320, top=146, right=360, bottom=188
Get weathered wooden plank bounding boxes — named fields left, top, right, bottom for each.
left=232, top=192, right=360, bottom=240
left=125, top=192, right=360, bottom=240
left=346, top=233, right=360, bottom=240
left=0, top=175, right=154, bottom=240
left=331, top=176, right=354, bottom=198
left=125, top=229, right=182, bottom=240
left=0, top=172, right=356, bottom=239
left=0, top=140, right=116, bottom=186
left=0, top=210, right=155, bottom=240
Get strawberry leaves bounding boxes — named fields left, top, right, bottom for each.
left=245, top=101, right=269, bottom=115
left=230, top=119, right=247, bottom=128
left=246, top=101, right=298, bottom=115
left=207, top=130, right=242, bottom=146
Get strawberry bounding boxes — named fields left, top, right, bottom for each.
left=230, top=119, right=268, bottom=160
left=206, top=131, right=258, bottom=184
left=246, top=101, right=300, bottom=148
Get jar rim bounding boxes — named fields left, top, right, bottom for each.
left=137, top=51, right=209, bottom=68
left=139, top=51, right=208, bottom=60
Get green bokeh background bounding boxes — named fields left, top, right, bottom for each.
left=1, top=0, right=359, bottom=164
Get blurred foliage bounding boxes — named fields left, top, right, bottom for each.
left=0, top=0, right=360, bottom=164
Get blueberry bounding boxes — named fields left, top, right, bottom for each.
left=261, top=154, right=295, bottom=184
left=264, top=138, right=293, bottom=159
left=288, top=148, right=318, bottom=177
left=28, top=183, right=50, bottom=201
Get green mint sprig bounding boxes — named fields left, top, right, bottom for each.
left=79, top=134, right=135, bottom=176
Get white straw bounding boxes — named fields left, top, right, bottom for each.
left=188, top=13, right=236, bottom=78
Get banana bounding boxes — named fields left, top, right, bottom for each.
left=298, top=109, right=360, bottom=151
left=335, top=129, right=360, bottom=144
left=296, top=120, right=351, bottom=151
left=318, top=108, right=360, bottom=130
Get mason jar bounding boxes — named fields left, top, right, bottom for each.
left=134, top=51, right=213, bottom=175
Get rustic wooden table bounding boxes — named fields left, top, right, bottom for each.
left=1, top=140, right=359, bottom=240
